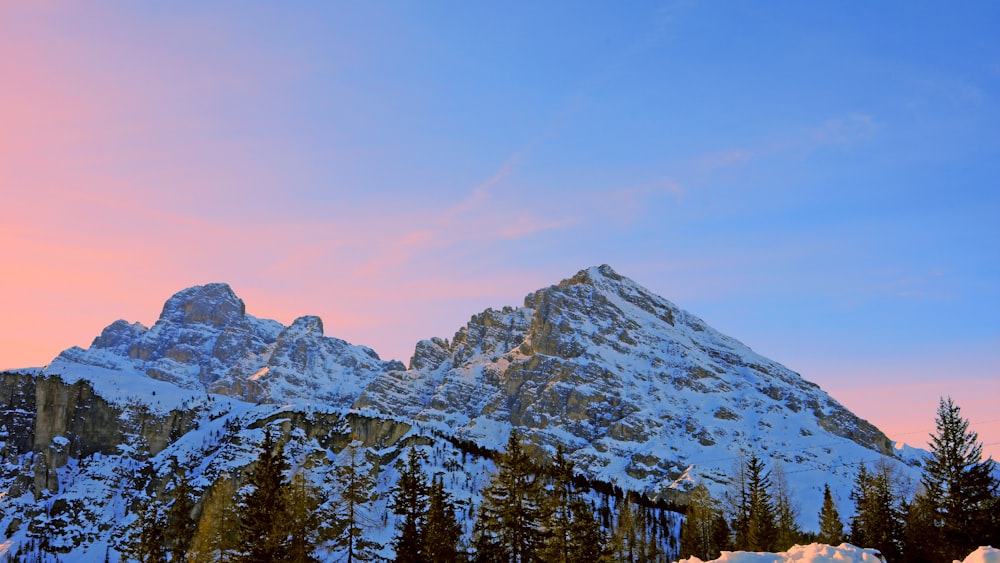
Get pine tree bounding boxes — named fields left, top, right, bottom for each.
left=541, top=446, right=604, bottom=562
left=472, top=430, right=544, bottom=563
left=902, top=489, right=937, bottom=563
left=390, top=447, right=430, bottom=563
left=126, top=498, right=168, bottom=563
left=333, top=441, right=382, bottom=563
left=771, top=463, right=802, bottom=551
left=286, top=471, right=322, bottom=563
left=164, top=462, right=196, bottom=562
left=731, top=452, right=777, bottom=552
left=680, top=484, right=723, bottom=560
left=424, top=474, right=464, bottom=563
left=916, top=397, right=999, bottom=561
left=239, top=426, right=291, bottom=562
left=849, top=460, right=905, bottom=561
left=817, top=484, right=844, bottom=546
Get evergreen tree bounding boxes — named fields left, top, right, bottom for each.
left=848, top=461, right=905, bottom=561
left=816, top=484, right=844, bottom=546
left=126, top=498, right=168, bottom=563
left=680, top=484, right=723, bottom=561
left=333, top=441, right=382, bottom=563
left=472, top=430, right=544, bottom=563
left=164, top=462, right=196, bottom=562
left=239, top=426, right=291, bottom=562
left=916, top=397, right=999, bottom=561
left=390, top=447, right=430, bottom=563
left=424, top=474, right=464, bottom=563
left=541, top=446, right=604, bottom=562
left=902, top=488, right=937, bottom=563
left=771, top=463, right=802, bottom=551
left=731, top=452, right=777, bottom=552
left=286, top=471, right=322, bottom=563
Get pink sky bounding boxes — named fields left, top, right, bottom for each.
left=2, top=3, right=998, bottom=462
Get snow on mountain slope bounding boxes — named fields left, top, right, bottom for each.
left=45, top=283, right=404, bottom=409
left=2, top=265, right=927, bottom=559
left=355, top=265, right=922, bottom=521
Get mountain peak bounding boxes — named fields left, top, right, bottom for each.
left=561, top=264, right=625, bottom=287
left=157, top=282, right=246, bottom=328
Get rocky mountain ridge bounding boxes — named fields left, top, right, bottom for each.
left=0, top=265, right=923, bottom=560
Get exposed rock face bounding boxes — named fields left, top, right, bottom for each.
left=47, top=283, right=403, bottom=406
left=356, top=265, right=904, bottom=503
left=0, top=266, right=923, bottom=558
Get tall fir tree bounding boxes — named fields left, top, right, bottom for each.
left=239, top=425, right=291, bottom=562
left=848, top=460, right=905, bottom=561
left=333, top=441, right=382, bottom=563
left=472, top=430, right=544, bottom=563
left=915, top=397, right=999, bottom=561
left=680, top=484, right=724, bottom=561
left=125, top=498, right=168, bottom=563
left=285, top=471, right=322, bottom=563
left=771, top=463, right=803, bottom=551
left=540, top=446, right=604, bottom=562
left=732, top=452, right=777, bottom=552
left=816, top=484, right=844, bottom=546
left=424, top=474, right=464, bottom=563
left=390, top=447, right=430, bottom=563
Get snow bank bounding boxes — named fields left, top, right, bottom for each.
left=958, top=546, right=1000, bottom=563
left=676, top=543, right=886, bottom=563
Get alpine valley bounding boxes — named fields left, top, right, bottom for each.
left=0, top=265, right=924, bottom=561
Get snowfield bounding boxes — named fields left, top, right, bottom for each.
left=675, top=544, right=1000, bottom=563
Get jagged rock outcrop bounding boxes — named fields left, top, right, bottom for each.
left=46, top=283, right=403, bottom=406
left=355, top=265, right=907, bottom=506
left=0, top=266, right=925, bottom=559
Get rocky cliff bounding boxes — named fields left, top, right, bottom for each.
left=0, top=266, right=924, bottom=560
left=355, top=265, right=907, bottom=505
left=47, top=283, right=403, bottom=407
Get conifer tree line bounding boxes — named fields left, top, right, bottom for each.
left=48, top=396, right=992, bottom=562
left=678, top=397, right=1000, bottom=561
left=117, top=427, right=679, bottom=563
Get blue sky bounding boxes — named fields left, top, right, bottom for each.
left=2, top=1, right=998, bottom=453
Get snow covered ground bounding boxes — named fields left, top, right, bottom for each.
left=675, top=543, right=1000, bottom=563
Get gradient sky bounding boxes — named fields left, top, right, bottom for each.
left=2, top=2, right=998, bottom=458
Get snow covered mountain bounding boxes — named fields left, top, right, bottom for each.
left=47, top=282, right=404, bottom=407
left=0, top=266, right=923, bottom=560
left=356, top=265, right=919, bottom=513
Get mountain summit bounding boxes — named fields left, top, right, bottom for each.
left=47, top=282, right=404, bottom=406
left=0, top=266, right=921, bottom=559
left=357, top=265, right=905, bottom=504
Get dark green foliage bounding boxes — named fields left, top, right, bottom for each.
left=333, top=441, right=382, bottom=563
left=286, top=472, right=322, bottom=563
left=541, top=446, right=604, bottom=562
left=913, top=397, right=999, bottom=561
left=729, top=452, right=777, bottom=552
left=239, top=426, right=291, bottom=562
left=424, top=475, right=464, bottom=563
left=902, top=491, right=937, bottom=563
left=848, top=461, right=905, bottom=561
left=390, top=448, right=430, bottom=563
left=472, top=430, right=544, bottom=562
left=772, top=464, right=803, bottom=551
left=680, top=484, right=724, bottom=560
left=817, top=484, right=844, bottom=546
left=125, top=499, right=168, bottom=563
